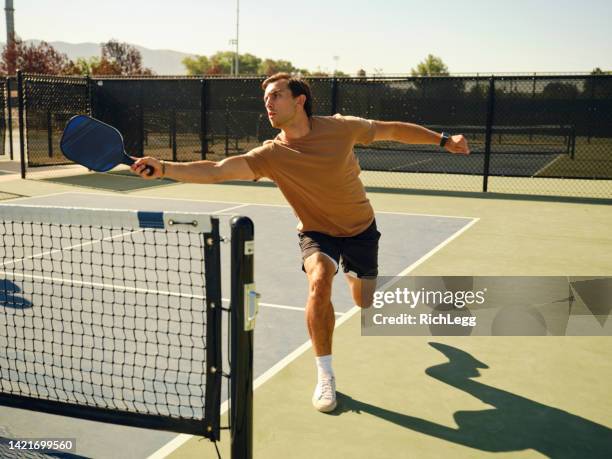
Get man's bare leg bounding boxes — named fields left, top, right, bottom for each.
left=304, top=252, right=338, bottom=412
left=304, top=252, right=336, bottom=355
left=345, top=274, right=377, bottom=308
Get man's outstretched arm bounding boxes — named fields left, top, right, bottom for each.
left=372, top=121, right=470, bottom=154
left=131, top=154, right=256, bottom=182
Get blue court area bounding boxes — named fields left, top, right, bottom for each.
left=0, top=192, right=476, bottom=459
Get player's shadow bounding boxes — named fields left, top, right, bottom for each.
left=333, top=342, right=612, bottom=458
left=0, top=279, right=32, bottom=309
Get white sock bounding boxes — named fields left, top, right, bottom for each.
left=316, top=354, right=334, bottom=380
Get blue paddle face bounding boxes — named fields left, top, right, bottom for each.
left=60, top=115, right=135, bottom=172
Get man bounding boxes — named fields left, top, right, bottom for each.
left=132, top=72, right=470, bottom=413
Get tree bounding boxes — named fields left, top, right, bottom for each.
left=62, top=57, right=103, bottom=76
left=208, top=51, right=234, bottom=74
left=410, top=54, right=449, bottom=76
left=0, top=39, right=73, bottom=75
left=240, top=53, right=262, bottom=74
left=98, top=39, right=152, bottom=75
left=183, top=55, right=210, bottom=75
left=90, top=58, right=123, bottom=76
left=409, top=54, right=464, bottom=98
left=258, top=58, right=296, bottom=76
left=357, top=69, right=367, bottom=77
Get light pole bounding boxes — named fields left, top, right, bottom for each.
left=234, top=0, right=240, bottom=75
left=229, top=39, right=238, bottom=75
left=5, top=0, right=15, bottom=46
left=333, top=55, right=339, bottom=76
left=5, top=0, right=15, bottom=74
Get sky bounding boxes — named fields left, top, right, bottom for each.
left=4, top=0, right=612, bottom=74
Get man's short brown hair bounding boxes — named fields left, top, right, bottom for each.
left=262, top=72, right=313, bottom=118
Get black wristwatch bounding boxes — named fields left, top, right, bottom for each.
left=439, top=132, right=450, bottom=147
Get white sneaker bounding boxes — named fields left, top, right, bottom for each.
left=312, top=376, right=337, bottom=412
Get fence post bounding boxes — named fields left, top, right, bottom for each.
left=171, top=108, right=177, bottom=161
left=330, top=77, right=338, bottom=115
left=138, top=80, right=145, bottom=157
left=17, top=70, right=26, bottom=179
left=482, top=76, right=496, bottom=192
left=85, top=74, right=92, bottom=117
left=200, top=78, right=208, bottom=160
left=225, top=106, right=230, bottom=156
left=6, top=77, right=14, bottom=160
left=587, top=76, right=597, bottom=144
left=46, top=110, right=53, bottom=158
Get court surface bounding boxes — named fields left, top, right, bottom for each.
left=0, top=191, right=476, bottom=458
left=355, top=148, right=569, bottom=177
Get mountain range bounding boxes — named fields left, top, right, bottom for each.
left=3, top=40, right=197, bottom=75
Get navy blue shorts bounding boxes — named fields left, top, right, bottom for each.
left=298, top=219, right=381, bottom=279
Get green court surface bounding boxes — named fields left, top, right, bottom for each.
left=160, top=183, right=612, bottom=459
left=1, top=170, right=611, bottom=458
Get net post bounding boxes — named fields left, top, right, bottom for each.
left=17, top=70, right=26, bottom=179
left=482, top=76, right=496, bottom=192
left=230, top=216, right=256, bottom=459
left=203, top=217, right=223, bottom=440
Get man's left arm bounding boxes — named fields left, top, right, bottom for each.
left=372, top=121, right=470, bottom=155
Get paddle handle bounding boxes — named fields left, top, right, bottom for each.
left=124, top=154, right=155, bottom=177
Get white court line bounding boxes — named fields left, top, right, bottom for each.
left=258, top=302, right=344, bottom=316
left=220, top=297, right=344, bottom=317
left=146, top=434, right=193, bottom=459
left=211, top=203, right=250, bottom=214
left=0, top=191, right=74, bottom=202
left=0, top=229, right=143, bottom=269
left=532, top=154, right=566, bottom=178
left=0, top=271, right=205, bottom=300
left=149, top=216, right=480, bottom=458
left=27, top=191, right=478, bottom=220
left=389, top=157, right=434, bottom=171
left=1, top=270, right=339, bottom=316
left=375, top=209, right=477, bottom=220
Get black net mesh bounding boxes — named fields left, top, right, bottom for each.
left=0, top=207, right=222, bottom=436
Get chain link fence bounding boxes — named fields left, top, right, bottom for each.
left=14, top=72, right=612, bottom=199
left=18, top=74, right=89, bottom=167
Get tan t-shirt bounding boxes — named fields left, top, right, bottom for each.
left=244, top=114, right=376, bottom=237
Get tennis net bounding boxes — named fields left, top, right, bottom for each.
left=0, top=204, right=225, bottom=437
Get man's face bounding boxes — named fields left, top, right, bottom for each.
left=263, top=80, right=301, bottom=128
